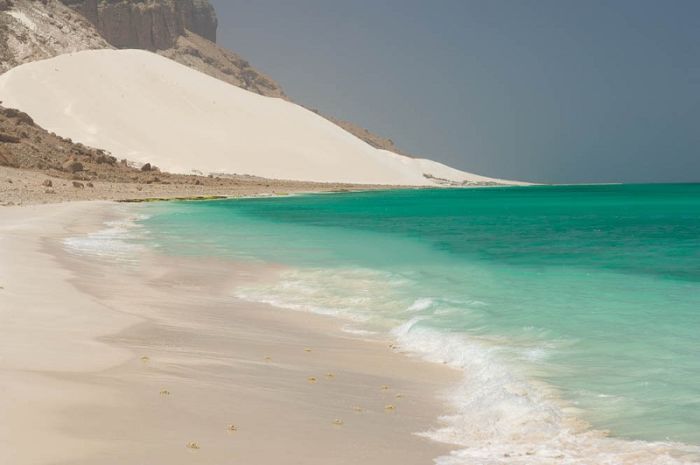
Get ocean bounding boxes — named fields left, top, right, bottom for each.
left=112, top=184, right=700, bottom=463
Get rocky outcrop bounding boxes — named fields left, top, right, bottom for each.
left=325, top=117, right=407, bottom=155
left=63, top=0, right=98, bottom=24
left=0, top=0, right=110, bottom=73
left=180, top=0, right=216, bottom=42
left=61, top=0, right=217, bottom=50
left=0, top=104, right=112, bottom=173
left=160, top=31, right=286, bottom=98
left=0, top=150, right=15, bottom=167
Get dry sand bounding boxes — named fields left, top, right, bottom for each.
left=0, top=201, right=460, bottom=464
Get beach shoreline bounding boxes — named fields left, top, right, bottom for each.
left=0, top=201, right=460, bottom=465
left=0, top=165, right=401, bottom=207
left=4, top=192, right=700, bottom=465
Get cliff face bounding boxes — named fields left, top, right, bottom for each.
left=62, top=0, right=216, bottom=50
left=181, top=0, right=216, bottom=43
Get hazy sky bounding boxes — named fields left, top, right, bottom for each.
left=210, top=0, right=699, bottom=184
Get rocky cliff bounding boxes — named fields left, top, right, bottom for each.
left=61, top=0, right=216, bottom=50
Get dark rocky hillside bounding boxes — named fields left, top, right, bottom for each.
left=61, top=0, right=217, bottom=50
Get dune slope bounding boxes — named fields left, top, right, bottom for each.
left=0, top=49, right=510, bottom=185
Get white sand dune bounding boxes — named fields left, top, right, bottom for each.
left=0, top=49, right=517, bottom=186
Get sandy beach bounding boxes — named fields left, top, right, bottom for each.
left=2, top=1, right=696, bottom=463
left=0, top=201, right=459, bottom=464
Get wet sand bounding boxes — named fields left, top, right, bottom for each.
left=0, top=201, right=459, bottom=465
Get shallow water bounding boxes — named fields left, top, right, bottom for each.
left=131, top=185, right=700, bottom=463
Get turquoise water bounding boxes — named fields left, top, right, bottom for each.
left=136, top=184, right=700, bottom=462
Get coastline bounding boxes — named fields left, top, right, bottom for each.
left=0, top=165, right=525, bottom=208
left=4, top=191, right=699, bottom=465
left=121, top=190, right=700, bottom=465
left=0, top=166, right=395, bottom=207
left=0, top=201, right=460, bottom=464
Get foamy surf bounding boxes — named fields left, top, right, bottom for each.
left=391, top=321, right=700, bottom=465
left=63, top=209, right=149, bottom=261
left=235, top=267, right=411, bottom=324
left=234, top=266, right=700, bottom=465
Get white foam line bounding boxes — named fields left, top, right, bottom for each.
left=391, top=320, right=700, bottom=465
left=63, top=211, right=149, bottom=262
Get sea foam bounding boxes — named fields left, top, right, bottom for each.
left=63, top=210, right=149, bottom=261
left=391, top=319, right=700, bottom=465
left=235, top=265, right=700, bottom=465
